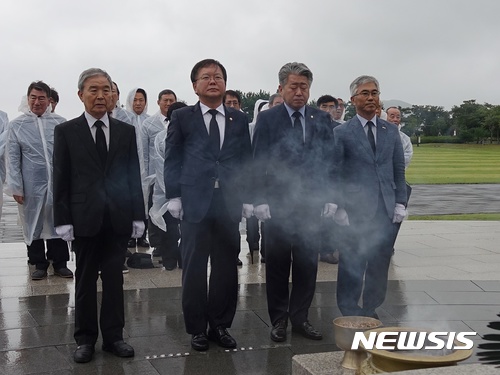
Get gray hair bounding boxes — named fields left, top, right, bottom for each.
left=78, top=68, right=113, bottom=91
left=278, top=62, right=313, bottom=87
left=349, top=75, right=380, bottom=97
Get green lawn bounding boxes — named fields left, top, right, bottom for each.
left=406, top=144, right=500, bottom=184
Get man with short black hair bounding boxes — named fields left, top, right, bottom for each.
left=317, top=94, right=338, bottom=121
left=164, top=58, right=253, bottom=351
left=6, top=81, right=72, bottom=280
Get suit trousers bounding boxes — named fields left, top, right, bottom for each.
left=265, top=210, right=320, bottom=326
left=180, top=189, right=240, bottom=334
left=148, top=212, right=181, bottom=265
left=336, top=194, right=398, bottom=317
left=27, top=238, right=69, bottom=270
left=246, top=216, right=260, bottom=250
left=73, top=215, right=129, bottom=346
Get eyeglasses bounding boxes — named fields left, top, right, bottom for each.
left=353, top=90, right=380, bottom=98
left=196, top=75, right=225, bottom=83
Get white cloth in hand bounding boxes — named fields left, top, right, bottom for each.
left=55, top=224, right=74, bottom=241
left=254, top=204, right=271, bottom=222
left=242, top=204, right=254, bottom=219
left=131, top=220, right=145, bottom=238
left=392, top=203, right=407, bottom=223
left=322, top=203, right=338, bottom=218
left=167, top=197, right=183, bottom=220
left=333, top=208, right=350, bottom=226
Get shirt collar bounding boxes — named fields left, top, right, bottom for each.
left=85, top=112, right=110, bottom=128
left=357, top=114, right=377, bottom=128
left=284, top=103, right=305, bottom=118
left=200, top=102, right=225, bottom=116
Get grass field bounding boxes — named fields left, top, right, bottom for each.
left=405, top=144, right=500, bottom=184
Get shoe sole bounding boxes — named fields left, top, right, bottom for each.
left=291, top=328, right=323, bottom=340
left=270, top=335, right=286, bottom=342
left=54, top=273, right=73, bottom=278
left=207, top=332, right=237, bottom=348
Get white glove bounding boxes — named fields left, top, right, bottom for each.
left=131, top=220, right=145, bottom=238
left=167, top=197, right=183, bottom=220
left=254, top=204, right=271, bottom=222
left=242, top=204, right=254, bottom=219
left=392, top=203, right=407, bottom=223
left=333, top=208, right=350, bottom=226
left=322, top=203, right=338, bottom=218
left=55, top=224, right=75, bottom=242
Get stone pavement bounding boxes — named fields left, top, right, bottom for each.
left=0, top=193, right=500, bottom=374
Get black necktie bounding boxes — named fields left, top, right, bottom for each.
left=208, top=109, right=220, bottom=155
left=94, top=120, right=108, bottom=166
left=366, top=121, right=376, bottom=154
left=292, top=111, right=304, bottom=145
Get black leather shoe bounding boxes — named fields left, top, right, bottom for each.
left=31, top=269, right=48, bottom=280
left=102, top=340, right=134, bottom=357
left=270, top=319, right=287, bottom=342
left=73, top=344, right=94, bottom=363
left=191, top=332, right=209, bottom=351
left=152, top=247, right=161, bottom=257
left=292, top=321, right=323, bottom=340
left=137, top=238, right=150, bottom=248
left=208, top=326, right=237, bottom=348
left=54, top=267, right=74, bottom=278
left=163, top=257, right=177, bottom=271
left=127, top=239, right=136, bottom=248
left=319, top=253, right=339, bottom=264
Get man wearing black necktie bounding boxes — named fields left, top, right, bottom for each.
left=53, top=68, right=145, bottom=363
left=252, top=62, right=336, bottom=342
left=164, top=59, right=253, bottom=351
left=331, top=75, right=407, bottom=319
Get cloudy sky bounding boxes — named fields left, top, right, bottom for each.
left=1, top=0, right=498, bottom=121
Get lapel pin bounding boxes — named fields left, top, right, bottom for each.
left=229, top=117, right=233, bottom=121
left=382, top=126, right=386, bottom=129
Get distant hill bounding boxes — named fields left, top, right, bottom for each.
left=383, top=99, right=412, bottom=109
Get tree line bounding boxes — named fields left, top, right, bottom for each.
left=239, top=90, right=500, bottom=144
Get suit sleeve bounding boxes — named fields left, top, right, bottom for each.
left=53, top=124, right=73, bottom=226
left=393, top=132, right=407, bottom=205
left=164, top=110, right=183, bottom=199
left=250, top=110, right=270, bottom=206
left=127, top=126, right=147, bottom=220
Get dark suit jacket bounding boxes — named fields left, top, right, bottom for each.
left=53, top=113, right=145, bottom=237
left=332, top=116, right=406, bottom=223
left=252, top=104, right=335, bottom=218
left=163, top=103, right=252, bottom=223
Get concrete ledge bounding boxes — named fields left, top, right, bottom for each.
left=292, top=352, right=496, bottom=374
left=292, top=352, right=355, bottom=375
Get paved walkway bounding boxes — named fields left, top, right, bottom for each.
left=0, top=192, right=499, bottom=374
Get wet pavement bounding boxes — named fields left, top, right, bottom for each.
left=0, top=191, right=500, bottom=374
left=409, top=184, right=500, bottom=215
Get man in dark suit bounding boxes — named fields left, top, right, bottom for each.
left=164, top=59, right=253, bottom=351
left=53, top=68, right=145, bottom=363
left=332, top=75, right=407, bottom=319
left=252, top=62, right=336, bottom=342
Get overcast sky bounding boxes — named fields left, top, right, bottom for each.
left=1, top=0, right=498, bottom=121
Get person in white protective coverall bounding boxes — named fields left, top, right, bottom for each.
left=109, top=82, right=135, bottom=125
left=6, top=81, right=72, bottom=280
left=126, top=87, right=150, bottom=249
left=139, top=89, right=179, bottom=262
left=148, top=101, right=185, bottom=270
left=0, top=110, right=9, bottom=220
